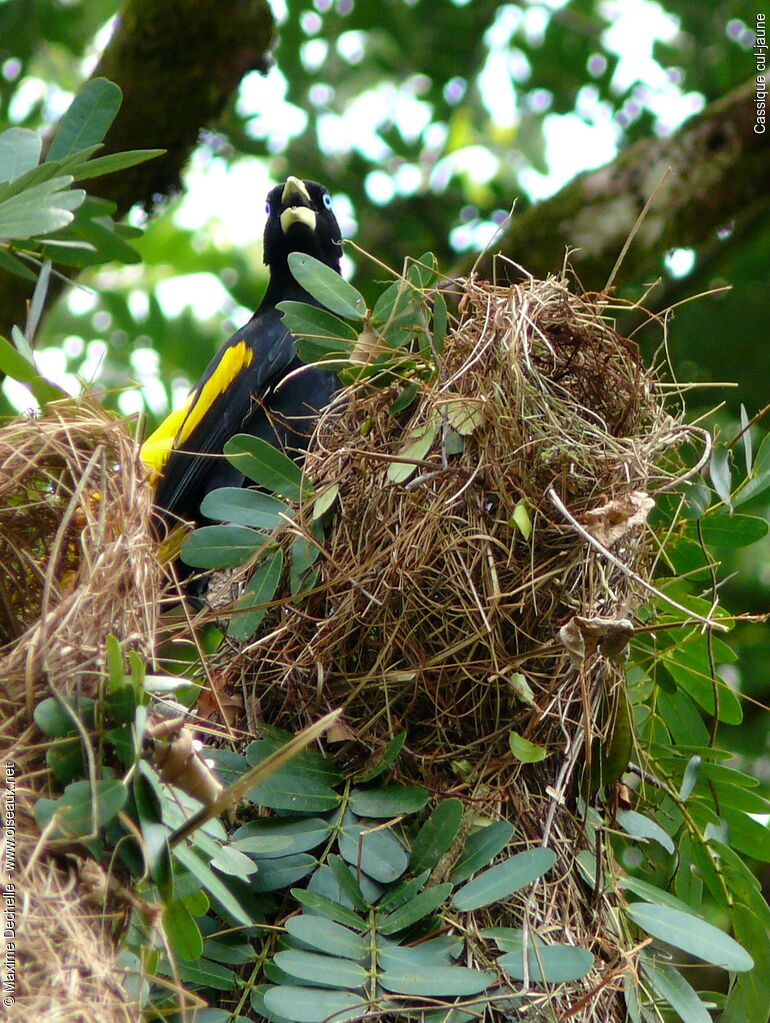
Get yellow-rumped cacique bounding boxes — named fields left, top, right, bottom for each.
left=141, top=176, right=342, bottom=533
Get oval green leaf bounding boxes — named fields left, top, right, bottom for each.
left=224, top=433, right=312, bottom=501
left=349, top=784, right=429, bottom=818
left=380, top=965, right=493, bottom=997
left=229, top=548, right=284, bottom=642
left=274, top=949, right=368, bottom=989
left=233, top=816, right=331, bottom=859
left=288, top=252, right=366, bottom=320
left=47, top=78, right=122, bottom=161
left=508, top=731, right=547, bottom=763
left=263, top=985, right=367, bottom=1023
left=627, top=903, right=753, bottom=971
left=286, top=916, right=368, bottom=960
left=450, top=821, right=514, bottom=883
left=640, top=959, right=713, bottom=1023
left=378, top=883, right=452, bottom=935
left=453, top=848, right=555, bottom=911
left=497, top=943, right=594, bottom=983
left=200, top=487, right=291, bottom=529
left=410, top=798, right=464, bottom=875
left=338, top=818, right=408, bottom=883
left=181, top=523, right=266, bottom=569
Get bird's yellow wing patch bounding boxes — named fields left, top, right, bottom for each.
left=140, top=340, right=254, bottom=483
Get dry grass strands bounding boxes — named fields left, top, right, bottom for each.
left=0, top=401, right=160, bottom=721
left=0, top=401, right=159, bottom=1023
left=1, top=779, right=140, bottom=1023
left=221, top=274, right=683, bottom=1021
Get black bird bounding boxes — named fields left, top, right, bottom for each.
left=141, top=176, right=342, bottom=530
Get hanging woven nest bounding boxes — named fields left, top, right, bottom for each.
left=216, top=272, right=687, bottom=1021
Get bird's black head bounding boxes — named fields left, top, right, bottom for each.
left=263, top=177, right=342, bottom=274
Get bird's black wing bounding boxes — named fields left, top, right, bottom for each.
left=145, top=305, right=295, bottom=523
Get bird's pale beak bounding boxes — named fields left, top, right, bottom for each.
left=280, top=176, right=316, bottom=233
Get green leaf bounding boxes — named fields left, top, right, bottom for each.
left=450, top=821, right=514, bottom=883
left=164, top=900, right=203, bottom=960
left=329, top=854, right=369, bottom=912
left=312, top=483, right=339, bottom=521
left=69, top=148, right=164, bottom=181
left=249, top=734, right=342, bottom=786
left=349, top=784, right=429, bottom=818
left=250, top=853, right=317, bottom=892
left=338, top=815, right=408, bottom=883
left=656, top=689, right=709, bottom=747
left=233, top=817, right=331, bottom=859
left=410, top=798, right=464, bottom=875
left=616, top=809, right=675, bottom=855
left=274, top=949, right=368, bottom=989
left=172, top=843, right=252, bottom=927
left=627, top=903, right=753, bottom=971
left=290, top=531, right=321, bottom=596
left=0, top=127, right=41, bottom=182
left=508, top=731, right=546, bottom=763
left=224, top=434, right=312, bottom=501
left=619, top=876, right=700, bottom=915
left=34, top=695, right=94, bottom=736
left=679, top=754, right=701, bottom=801
left=181, top=523, right=266, bottom=569
left=278, top=299, right=357, bottom=363
left=511, top=498, right=532, bottom=539
left=263, top=985, right=367, bottom=1023
left=390, top=382, right=420, bottom=416
left=380, top=965, right=492, bottom=997
left=387, top=421, right=438, bottom=483
left=497, top=943, right=594, bottom=983
left=376, top=870, right=431, bottom=913
left=739, top=405, right=753, bottom=475
left=34, top=778, right=126, bottom=839
left=378, top=883, right=452, bottom=935
left=200, top=487, right=291, bottom=529
left=288, top=252, right=366, bottom=320
left=291, top=889, right=367, bottom=931
left=47, top=78, right=122, bottom=161
left=210, top=844, right=258, bottom=878
left=689, top=513, right=768, bottom=548
left=0, top=177, right=84, bottom=239
left=286, top=916, right=368, bottom=960
left=355, top=732, right=407, bottom=782
left=734, top=431, right=770, bottom=506
left=242, top=746, right=340, bottom=814
left=640, top=958, right=713, bottom=1023
left=446, top=400, right=483, bottom=436
left=709, top=444, right=732, bottom=511
left=453, top=848, right=555, bottom=911
left=229, top=548, right=284, bottom=642
left=377, top=935, right=462, bottom=970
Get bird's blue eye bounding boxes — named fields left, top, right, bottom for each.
left=322, top=193, right=332, bottom=210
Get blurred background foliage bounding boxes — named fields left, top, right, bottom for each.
left=1, top=0, right=768, bottom=790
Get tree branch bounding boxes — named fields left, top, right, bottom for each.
left=484, top=78, right=769, bottom=291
